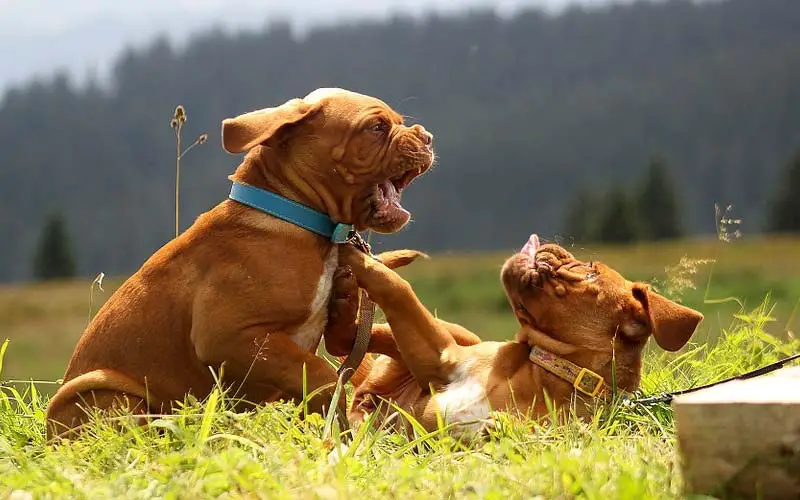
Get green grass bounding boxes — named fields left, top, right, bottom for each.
left=1, top=300, right=798, bottom=499
left=1, top=236, right=800, bottom=498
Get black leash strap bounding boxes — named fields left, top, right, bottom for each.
left=634, top=352, right=800, bottom=405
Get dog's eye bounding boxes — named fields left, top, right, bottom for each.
left=369, top=121, right=389, bottom=134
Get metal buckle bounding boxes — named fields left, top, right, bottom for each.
left=331, top=223, right=355, bottom=244
left=341, top=229, right=374, bottom=256
left=574, top=368, right=605, bottom=397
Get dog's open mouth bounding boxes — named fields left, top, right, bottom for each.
left=370, top=166, right=425, bottom=230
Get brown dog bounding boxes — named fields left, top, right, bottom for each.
left=334, top=235, right=704, bottom=438
left=45, top=88, right=434, bottom=439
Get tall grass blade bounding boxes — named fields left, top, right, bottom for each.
left=0, top=338, right=9, bottom=380
left=322, top=372, right=346, bottom=440
left=198, top=389, right=220, bottom=443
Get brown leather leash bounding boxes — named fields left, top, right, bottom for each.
left=336, top=230, right=376, bottom=385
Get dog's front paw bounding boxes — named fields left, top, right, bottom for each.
left=325, top=266, right=360, bottom=356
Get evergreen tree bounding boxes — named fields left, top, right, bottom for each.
left=563, top=188, right=599, bottom=243
left=33, top=212, right=77, bottom=281
left=1, top=0, right=800, bottom=282
left=636, top=156, right=683, bottom=241
left=768, top=151, right=800, bottom=233
left=597, top=188, right=640, bottom=244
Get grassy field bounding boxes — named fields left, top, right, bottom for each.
left=2, top=234, right=800, bottom=386
left=1, top=235, right=800, bottom=498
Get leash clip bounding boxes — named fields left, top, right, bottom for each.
left=332, top=224, right=381, bottom=263
left=331, top=223, right=355, bottom=244
left=338, top=228, right=377, bottom=258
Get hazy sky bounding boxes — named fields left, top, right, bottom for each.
left=0, top=0, right=632, bottom=92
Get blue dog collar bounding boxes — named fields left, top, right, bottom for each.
left=228, top=181, right=355, bottom=243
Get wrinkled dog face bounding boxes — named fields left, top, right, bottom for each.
left=301, top=89, right=434, bottom=233
left=221, top=88, right=435, bottom=234
left=500, top=234, right=704, bottom=353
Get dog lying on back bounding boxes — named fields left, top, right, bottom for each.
left=334, top=235, right=704, bottom=437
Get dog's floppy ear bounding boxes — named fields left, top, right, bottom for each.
left=221, top=98, right=322, bottom=154
left=632, top=283, right=703, bottom=352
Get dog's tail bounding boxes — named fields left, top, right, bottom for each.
left=48, top=369, right=163, bottom=411
left=337, top=354, right=375, bottom=388
left=45, top=368, right=165, bottom=440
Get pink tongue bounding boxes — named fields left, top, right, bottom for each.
left=382, top=180, right=400, bottom=205
left=521, top=234, right=540, bottom=257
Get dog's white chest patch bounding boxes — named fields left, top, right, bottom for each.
left=292, top=245, right=338, bottom=351
left=433, top=360, right=491, bottom=437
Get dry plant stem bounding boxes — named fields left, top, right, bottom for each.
left=171, top=105, right=206, bottom=238
left=704, top=203, right=744, bottom=307
left=175, top=125, right=181, bottom=238
left=87, top=272, right=104, bottom=324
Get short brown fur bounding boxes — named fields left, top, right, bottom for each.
left=336, top=240, right=704, bottom=438
left=45, top=88, right=434, bottom=440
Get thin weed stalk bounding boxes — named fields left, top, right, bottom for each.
left=170, top=105, right=207, bottom=238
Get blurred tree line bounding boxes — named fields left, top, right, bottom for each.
left=5, top=0, right=800, bottom=282
left=564, top=156, right=684, bottom=244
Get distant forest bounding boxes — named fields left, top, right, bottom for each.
left=2, top=0, right=800, bottom=283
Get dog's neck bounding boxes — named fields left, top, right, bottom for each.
left=230, top=147, right=352, bottom=224
left=516, top=327, right=643, bottom=393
